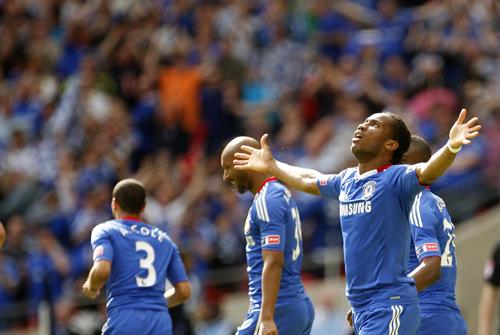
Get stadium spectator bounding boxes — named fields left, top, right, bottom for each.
left=478, top=242, right=500, bottom=335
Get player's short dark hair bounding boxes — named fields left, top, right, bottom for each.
left=112, top=179, right=146, bottom=214
left=410, top=135, right=432, bottom=162
left=383, top=112, right=411, bottom=164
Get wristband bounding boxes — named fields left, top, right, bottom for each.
left=447, top=140, right=462, bottom=154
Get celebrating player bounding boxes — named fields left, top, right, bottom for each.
left=404, top=135, right=467, bottom=334
left=233, top=109, right=480, bottom=334
left=221, top=136, right=315, bottom=335
left=82, top=178, right=191, bottom=335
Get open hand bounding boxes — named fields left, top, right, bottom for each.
left=449, top=108, right=481, bottom=149
left=233, top=134, right=274, bottom=174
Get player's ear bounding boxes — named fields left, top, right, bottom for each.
left=111, top=197, right=118, bottom=211
left=384, top=139, right=399, bottom=153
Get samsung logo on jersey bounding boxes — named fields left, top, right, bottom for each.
left=339, top=201, right=372, bottom=216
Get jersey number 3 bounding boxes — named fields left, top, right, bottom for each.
left=136, top=241, right=157, bottom=287
left=291, top=207, right=302, bottom=261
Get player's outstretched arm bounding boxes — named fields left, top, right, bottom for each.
left=0, top=221, right=5, bottom=248
left=416, top=108, right=481, bottom=185
left=165, top=281, right=191, bottom=308
left=234, top=134, right=323, bottom=195
left=82, top=260, right=111, bottom=299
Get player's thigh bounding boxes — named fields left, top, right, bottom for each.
left=419, top=311, right=467, bottom=335
left=103, top=309, right=172, bottom=335
left=235, top=309, right=259, bottom=335
left=275, top=298, right=315, bottom=335
left=353, top=304, right=420, bottom=335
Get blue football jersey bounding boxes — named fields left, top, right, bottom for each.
left=317, top=165, right=424, bottom=311
left=245, top=178, right=307, bottom=308
left=91, top=218, right=188, bottom=312
left=407, top=189, right=461, bottom=312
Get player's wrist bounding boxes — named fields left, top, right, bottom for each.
left=447, top=140, right=462, bottom=154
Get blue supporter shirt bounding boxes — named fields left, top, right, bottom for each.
left=90, top=218, right=188, bottom=312
left=407, top=189, right=461, bottom=312
left=245, top=178, right=307, bottom=309
left=317, top=165, right=424, bottom=311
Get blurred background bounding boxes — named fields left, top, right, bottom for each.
left=0, top=0, right=498, bottom=334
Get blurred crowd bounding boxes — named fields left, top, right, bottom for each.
left=0, top=0, right=498, bottom=334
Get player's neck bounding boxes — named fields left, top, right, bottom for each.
left=115, top=213, right=142, bottom=221
left=357, top=158, right=392, bottom=175
left=250, top=174, right=273, bottom=194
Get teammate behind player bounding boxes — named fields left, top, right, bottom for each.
left=404, top=135, right=467, bottom=335
left=233, top=109, right=480, bottom=334
left=82, top=178, right=191, bottom=335
left=221, top=137, right=314, bottom=335
left=478, top=242, right=500, bottom=335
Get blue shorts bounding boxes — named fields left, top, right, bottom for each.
left=236, top=298, right=315, bottom=335
left=353, top=303, right=420, bottom=335
left=418, top=310, right=467, bottom=335
left=103, top=308, right=172, bottom=335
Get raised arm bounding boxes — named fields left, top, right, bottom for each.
left=233, top=134, right=324, bottom=195
left=416, top=109, right=481, bottom=185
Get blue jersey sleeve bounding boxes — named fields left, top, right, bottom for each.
left=410, top=192, right=441, bottom=262
left=317, top=169, right=350, bottom=198
left=90, top=223, right=114, bottom=263
left=258, top=187, right=288, bottom=252
left=166, top=244, right=189, bottom=284
left=390, top=165, right=425, bottom=198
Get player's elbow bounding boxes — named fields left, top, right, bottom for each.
left=94, top=261, right=112, bottom=281
left=174, top=281, right=192, bottom=302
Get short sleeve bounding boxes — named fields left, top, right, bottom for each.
left=484, top=243, right=500, bottom=286
left=410, top=192, right=441, bottom=261
left=258, top=187, right=288, bottom=252
left=90, top=224, right=114, bottom=263
left=390, top=164, right=425, bottom=198
left=317, top=170, right=348, bottom=199
left=166, top=244, right=189, bottom=284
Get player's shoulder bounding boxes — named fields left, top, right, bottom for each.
left=387, top=164, right=417, bottom=175
left=262, top=180, right=289, bottom=200
left=92, top=219, right=118, bottom=233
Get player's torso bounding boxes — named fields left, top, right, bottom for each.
left=338, top=167, right=416, bottom=307
left=244, top=181, right=305, bottom=306
left=408, top=192, right=460, bottom=311
left=105, top=220, right=173, bottom=311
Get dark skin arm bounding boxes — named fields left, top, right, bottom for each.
left=82, top=260, right=111, bottom=299
left=164, top=281, right=192, bottom=308
left=408, top=256, right=442, bottom=291
left=0, top=222, right=5, bottom=248
left=258, top=249, right=284, bottom=335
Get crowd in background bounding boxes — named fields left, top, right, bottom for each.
left=0, top=0, right=498, bottom=334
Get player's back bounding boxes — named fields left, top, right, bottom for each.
left=407, top=190, right=461, bottom=312
left=245, top=179, right=307, bottom=307
left=91, top=218, right=175, bottom=312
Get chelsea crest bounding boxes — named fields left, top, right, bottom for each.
left=363, top=181, right=376, bottom=199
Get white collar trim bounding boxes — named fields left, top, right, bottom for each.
left=356, top=168, right=378, bottom=179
